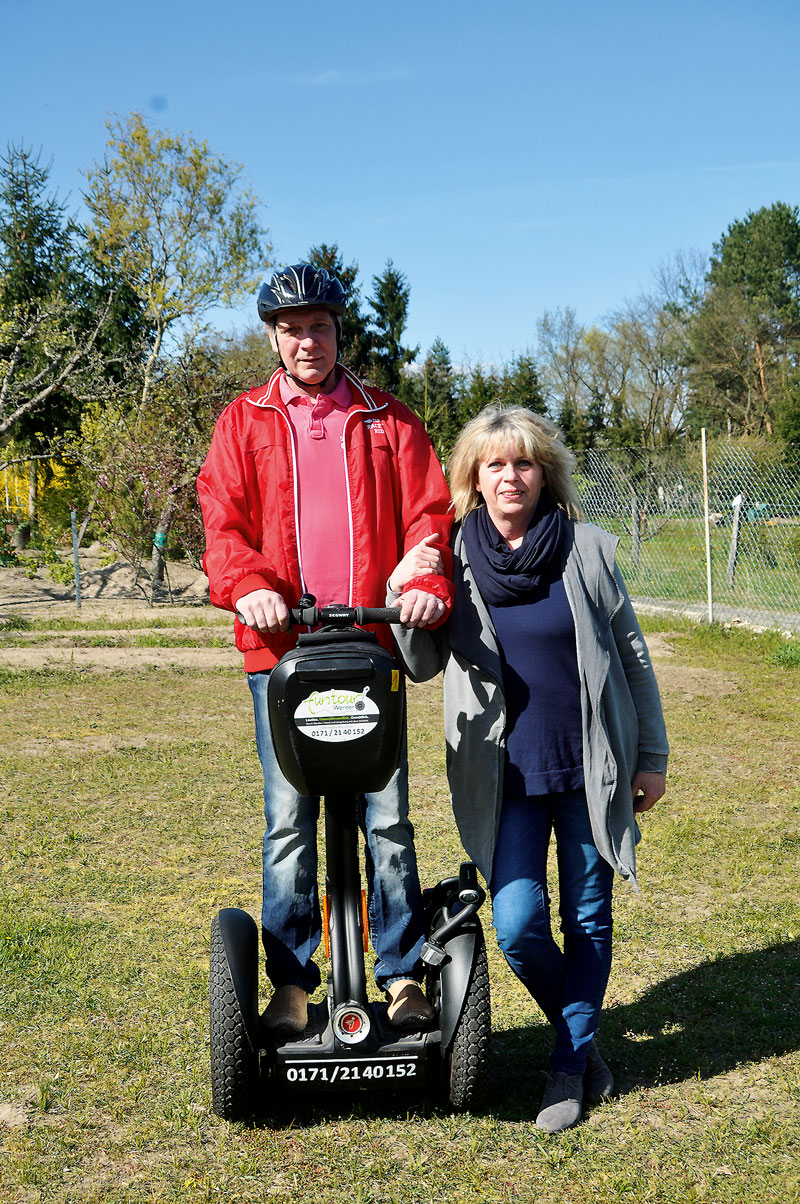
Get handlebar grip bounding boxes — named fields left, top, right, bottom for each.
left=354, top=606, right=403, bottom=625
left=289, top=605, right=319, bottom=627
left=458, top=862, right=484, bottom=905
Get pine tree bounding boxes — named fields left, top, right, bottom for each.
left=366, top=259, right=418, bottom=395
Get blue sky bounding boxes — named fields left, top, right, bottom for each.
left=3, top=0, right=800, bottom=367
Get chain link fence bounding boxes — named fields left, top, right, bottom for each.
left=579, top=442, right=800, bottom=631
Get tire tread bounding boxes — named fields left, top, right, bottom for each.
left=209, top=914, right=257, bottom=1120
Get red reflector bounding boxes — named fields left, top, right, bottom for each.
left=341, top=1012, right=362, bottom=1034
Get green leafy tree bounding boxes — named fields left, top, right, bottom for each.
left=0, top=145, right=121, bottom=526
left=404, top=338, right=461, bottom=457
left=496, top=352, right=548, bottom=414
left=85, top=113, right=270, bottom=373
left=80, top=337, right=241, bottom=594
left=689, top=203, right=800, bottom=435
left=687, top=286, right=773, bottom=436
left=366, top=259, right=418, bottom=395
left=0, top=144, right=71, bottom=311
left=211, top=325, right=277, bottom=393
left=707, top=201, right=800, bottom=330
left=455, top=362, right=500, bottom=431
left=83, top=112, right=271, bottom=586
left=537, top=295, right=690, bottom=453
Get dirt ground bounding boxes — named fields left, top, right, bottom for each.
left=0, top=548, right=242, bottom=671
left=0, top=544, right=210, bottom=614
left=0, top=551, right=741, bottom=701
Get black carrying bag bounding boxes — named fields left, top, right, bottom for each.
left=267, top=630, right=405, bottom=796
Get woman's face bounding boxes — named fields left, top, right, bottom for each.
left=475, top=442, right=544, bottom=536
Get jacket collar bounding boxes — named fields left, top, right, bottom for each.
left=246, top=365, right=387, bottom=413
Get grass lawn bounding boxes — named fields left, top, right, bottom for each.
left=1, top=612, right=799, bottom=1203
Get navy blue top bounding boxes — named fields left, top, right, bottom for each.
left=488, top=571, right=585, bottom=798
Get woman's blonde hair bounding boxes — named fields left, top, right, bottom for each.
left=448, top=404, right=584, bottom=522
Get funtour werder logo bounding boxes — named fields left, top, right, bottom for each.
left=293, top=687, right=380, bottom=742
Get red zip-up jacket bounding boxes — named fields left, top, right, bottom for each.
left=197, top=366, right=454, bottom=672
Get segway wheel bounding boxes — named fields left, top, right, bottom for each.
left=446, top=936, right=491, bottom=1111
left=209, top=913, right=258, bottom=1120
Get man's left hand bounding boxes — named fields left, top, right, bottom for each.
left=396, top=588, right=446, bottom=628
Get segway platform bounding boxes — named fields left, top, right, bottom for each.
left=271, top=1001, right=432, bottom=1093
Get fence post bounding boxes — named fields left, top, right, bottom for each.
left=701, top=429, right=714, bottom=623
left=726, top=493, right=745, bottom=588
left=70, top=509, right=82, bottom=611
left=630, top=484, right=640, bottom=570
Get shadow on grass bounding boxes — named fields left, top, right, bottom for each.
left=239, top=940, right=800, bottom=1127
left=605, top=938, right=800, bottom=1090
left=490, top=938, right=800, bottom=1115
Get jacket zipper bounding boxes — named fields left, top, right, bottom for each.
left=248, top=367, right=388, bottom=612
left=340, top=375, right=387, bottom=607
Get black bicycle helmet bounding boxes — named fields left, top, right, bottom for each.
left=257, top=264, right=347, bottom=323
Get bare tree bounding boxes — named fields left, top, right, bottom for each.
left=0, top=291, right=115, bottom=440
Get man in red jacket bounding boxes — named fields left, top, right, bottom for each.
left=198, top=264, right=453, bottom=1034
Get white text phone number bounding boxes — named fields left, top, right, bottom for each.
left=285, top=1061, right=417, bottom=1083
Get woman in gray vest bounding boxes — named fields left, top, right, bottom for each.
left=390, top=404, right=668, bottom=1133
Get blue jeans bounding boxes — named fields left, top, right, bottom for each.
left=248, top=671, right=426, bottom=993
left=489, top=789, right=614, bottom=1076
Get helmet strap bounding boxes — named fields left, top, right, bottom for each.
left=283, top=362, right=341, bottom=395
left=268, top=310, right=343, bottom=394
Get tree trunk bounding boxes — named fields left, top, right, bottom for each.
left=27, top=460, right=37, bottom=526
left=753, top=337, right=773, bottom=432
left=149, top=498, right=177, bottom=592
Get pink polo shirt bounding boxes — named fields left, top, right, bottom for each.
left=280, top=370, right=353, bottom=607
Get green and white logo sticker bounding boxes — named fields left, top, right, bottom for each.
left=294, top=687, right=379, bottom=742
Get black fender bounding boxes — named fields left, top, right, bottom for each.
left=215, top=907, right=260, bottom=1053
left=437, top=920, right=484, bottom=1053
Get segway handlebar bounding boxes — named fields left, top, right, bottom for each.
left=235, top=600, right=402, bottom=630
left=289, top=603, right=402, bottom=628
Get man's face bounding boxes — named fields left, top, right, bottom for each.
left=270, top=307, right=338, bottom=392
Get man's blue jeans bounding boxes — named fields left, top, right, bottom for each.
left=248, top=671, right=426, bottom=994
left=489, top=788, right=614, bottom=1076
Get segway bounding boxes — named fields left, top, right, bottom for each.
left=209, top=599, right=490, bottom=1121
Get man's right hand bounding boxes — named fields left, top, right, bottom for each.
left=235, top=588, right=290, bottom=633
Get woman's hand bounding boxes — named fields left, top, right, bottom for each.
left=388, top=533, right=444, bottom=594
left=632, top=771, right=666, bottom=813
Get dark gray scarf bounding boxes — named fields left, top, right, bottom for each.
left=461, top=492, right=569, bottom=606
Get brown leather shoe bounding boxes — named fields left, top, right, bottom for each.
left=262, top=985, right=309, bottom=1035
left=386, top=979, right=434, bottom=1029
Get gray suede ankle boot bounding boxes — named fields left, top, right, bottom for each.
left=583, top=1041, right=614, bottom=1101
left=535, top=1071, right=584, bottom=1133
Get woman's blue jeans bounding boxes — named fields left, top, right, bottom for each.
left=248, top=671, right=426, bottom=994
left=489, top=788, right=614, bottom=1075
